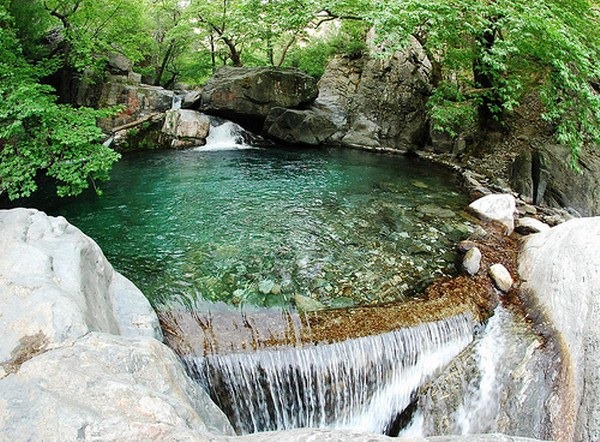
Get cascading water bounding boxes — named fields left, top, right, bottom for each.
left=197, top=120, right=254, bottom=151
left=171, top=94, right=183, bottom=110
left=183, top=312, right=475, bottom=435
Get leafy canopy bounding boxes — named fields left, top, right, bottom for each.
left=0, top=3, right=120, bottom=200
left=371, top=0, right=600, bottom=160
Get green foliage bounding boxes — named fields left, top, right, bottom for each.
left=0, top=4, right=119, bottom=200
left=371, top=0, right=600, bottom=159
left=428, top=82, right=478, bottom=138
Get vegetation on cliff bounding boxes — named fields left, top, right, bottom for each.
left=0, top=0, right=598, bottom=199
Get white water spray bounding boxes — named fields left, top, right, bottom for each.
left=184, top=313, right=475, bottom=435
left=453, top=307, right=508, bottom=434
left=195, top=121, right=254, bottom=151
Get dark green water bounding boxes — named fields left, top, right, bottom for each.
left=17, top=147, right=473, bottom=309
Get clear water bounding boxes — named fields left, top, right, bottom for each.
left=18, top=147, right=472, bottom=309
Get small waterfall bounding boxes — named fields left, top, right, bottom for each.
left=453, top=307, right=508, bottom=434
left=196, top=120, right=254, bottom=151
left=183, top=313, right=475, bottom=435
left=171, top=94, right=183, bottom=110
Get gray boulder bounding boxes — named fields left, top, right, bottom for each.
left=510, top=144, right=600, bottom=216
left=341, top=35, right=432, bottom=150
left=107, top=53, right=133, bottom=75
left=161, top=109, right=211, bottom=148
left=514, top=217, right=550, bottom=235
left=264, top=107, right=337, bottom=145
left=488, top=264, right=513, bottom=292
left=200, top=67, right=318, bottom=123
left=519, top=217, right=600, bottom=441
left=462, top=247, right=482, bottom=276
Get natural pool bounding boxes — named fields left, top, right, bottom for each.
left=22, top=146, right=473, bottom=310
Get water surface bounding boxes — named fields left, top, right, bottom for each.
left=20, top=147, right=473, bottom=309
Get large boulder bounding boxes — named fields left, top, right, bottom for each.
left=313, top=35, right=432, bottom=150
left=468, top=194, right=516, bottom=235
left=161, top=109, right=211, bottom=148
left=510, top=144, right=600, bottom=216
left=0, top=208, right=234, bottom=438
left=0, top=208, right=161, bottom=365
left=199, top=67, right=318, bottom=126
left=519, top=217, right=600, bottom=441
left=264, top=107, right=337, bottom=145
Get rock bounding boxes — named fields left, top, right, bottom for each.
left=469, top=194, right=516, bottom=234
left=514, top=217, right=550, bottom=235
left=161, top=109, right=210, bottom=148
left=519, top=217, right=600, bottom=441
left=416, top=204, right=456, bottom=218
left=182, top=90, right=203, bottom=109
left=258, top=280, right=275, bottom=295
left=107, top=53, right=133, bottom=74
left=462, top=247, right=482, bottom=276
left=510, top=144, right=600, bottom=216
left=0, top=208, right=235, bottom=440
left=294, top=294, right=326, bottom=312
left=328, top=35, right=432, bottom=150
left=0, top=208, right=161, bottom=367
left=416, top=308, right=563, bottom=441
left=488, top=264, right=513, bottom=292
left=94, top=77, right=174, bottom=131
left=264, top=107, right=337, bottom=145
left=0, top=333, right=234, bottom=440
left=200, top=67, right=318, bottom=125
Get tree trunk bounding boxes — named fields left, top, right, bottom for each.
left=473, top=26, right=498, bottom=128
left=155, top=43, right=175, bottom=87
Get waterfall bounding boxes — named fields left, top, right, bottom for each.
left=453, top=307, right=508, bottom=434
left=183, top=312, right=475, bottom=435
left=196, top=120, right=254, bottom=151
left=171, top=94, right=183, bottom=110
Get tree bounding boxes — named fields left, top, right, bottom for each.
left=0, top=3, right=120, bottom=199
left=371, top=0, right=600, bottom=161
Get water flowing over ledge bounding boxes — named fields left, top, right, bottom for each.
left=183, top=313, right=475, bottom=435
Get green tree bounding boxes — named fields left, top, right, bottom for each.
left=370, top=0, right=600, bottom=160
left=0, top=3, right=120, bottom=199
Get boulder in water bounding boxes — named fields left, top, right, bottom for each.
left=264, top=107, right=337, bottom=145
left=514, top=217, right=550, bottom=235
left=462, top=247, right=482, bottom=276
left=200, top=67, right=318, bottom=126
left=488, top=264, right=513, bottom=292
left=161, top=109, right=210, bottom=148
left=0, top=208, right=234, bottom=439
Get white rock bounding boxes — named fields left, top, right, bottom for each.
left=0, top=333, right=234, bottom=440
left=488, top=264, right=513, bottom=292
left=515, top=217, right=551, bottom=235
left=0, top=208, right=161, bottom=365
left=519, top=217, right=600, bottom=441
left=469, top=194, right=516, bottom=234
left=462, top=247, right=482, bottom=276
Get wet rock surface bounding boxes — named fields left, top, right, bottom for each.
left=161, top=109, right=210, bottom=148
left=469, top=194, right=516, bottom=234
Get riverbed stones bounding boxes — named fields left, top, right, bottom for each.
left=469, top=194, right=516, bottom=234
left=488, top=264, right=513, bottom=292
left=462, top=247, right=482, bottom=276
left=519, top=217, right=600, bottom=441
